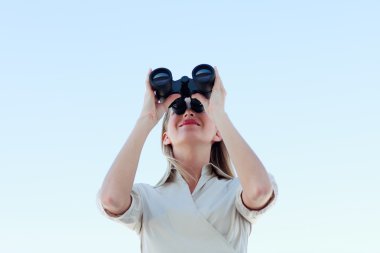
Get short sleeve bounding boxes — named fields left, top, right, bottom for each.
left=235, top=173, right=278, bottom=223
left=96, top=184, right=143, bottom=234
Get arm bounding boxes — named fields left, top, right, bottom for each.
left=99, top=116, right=154, bottom=215
left=193, top=66, right=273, bottom=210
left=213, top=112, right=274, bottom=210
left=99, top=69, right=180, bottom=215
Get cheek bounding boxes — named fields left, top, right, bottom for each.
left=166, top=119, right=178, bottom=135
left=204, top=123, right=219, bottom=138
left=201, top=116, right=216, bottom=130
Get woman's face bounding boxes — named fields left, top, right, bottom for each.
left=162, top=108, right=222, bottom=147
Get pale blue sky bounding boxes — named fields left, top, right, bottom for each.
left=1, top=0, right=379, bottom=252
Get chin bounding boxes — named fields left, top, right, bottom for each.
left=176, top=136, right=209, bottom=146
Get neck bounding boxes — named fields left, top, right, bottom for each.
left=172, top=143, right=212, bottom=182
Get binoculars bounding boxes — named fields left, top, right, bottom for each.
left=149, top=64, right=215, bottom=114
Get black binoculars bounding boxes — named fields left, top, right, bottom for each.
left=149, top=64, right=215, bottom=114
left=149, top=64, right=215, bottom=101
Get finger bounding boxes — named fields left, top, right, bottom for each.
left=145, top=68, right=153, bottom=89
left=213, top=66, right=222, bottom=89
left=214, top=66, right=219, bottom=76
left=213, top=66, right=226, bottom=93
left=145, top=68, right=156, bottom=99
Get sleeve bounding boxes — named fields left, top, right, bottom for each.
left=235, top=173, right=278, bottom=223
left=96, top=184, right=143, bottom=234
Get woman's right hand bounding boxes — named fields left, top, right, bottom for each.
left=138, top=68, right=180, bottom=126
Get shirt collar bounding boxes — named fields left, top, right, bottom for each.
left=155, top=162, right=233, bottom=187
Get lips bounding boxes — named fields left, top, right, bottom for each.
left=179, top=119, right=200, bottom=127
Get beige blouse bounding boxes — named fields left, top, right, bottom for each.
left=97, top=163, right=278, bottom=253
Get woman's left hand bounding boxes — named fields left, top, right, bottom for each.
left=192, top=66, right=227, bottom=122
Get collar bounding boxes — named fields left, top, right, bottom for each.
left=155, top=162, right=233, bottom=187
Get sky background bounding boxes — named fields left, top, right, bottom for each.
left=1, top=0, right=379, bottom=252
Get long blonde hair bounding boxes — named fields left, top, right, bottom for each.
left=160, top=110, right=235, bottom=184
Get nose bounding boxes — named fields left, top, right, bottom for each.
left=182, top=97, right=195, bottom=117
left=183, top=109, right=194, bottom=118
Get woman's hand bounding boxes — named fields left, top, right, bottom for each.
left=192, top=66, right=227, bottom=122
left=139, top=68, right=180, bottom=126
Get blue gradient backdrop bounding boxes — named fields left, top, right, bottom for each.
left=1, top=1, right=379, bottom=252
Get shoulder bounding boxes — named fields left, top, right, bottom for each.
left=218, top=176, right=240, bottom=189
left=206, top=176, right=240, bottom=196
left=134, top=182, right=175, bottom=197
left=133, top=182, right=155, bottom=193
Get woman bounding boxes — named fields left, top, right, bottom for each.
left=97, top=66, right=278, bottom=253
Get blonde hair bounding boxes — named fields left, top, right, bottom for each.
left=160, top=110, right=235, bottom=184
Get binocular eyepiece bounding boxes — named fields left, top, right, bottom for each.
left=169, top=97, right=205, bottom=115
left=149, top=64, right=215, bottom=115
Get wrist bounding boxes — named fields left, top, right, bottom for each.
left=209, top=108, right=227, bottom=120
left=136, top=113, right=157, bottom=131
left=211, top=110, right=229, bottom=126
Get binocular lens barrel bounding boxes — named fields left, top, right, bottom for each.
left=152, top=72, right=170, bottom=82
left=192, top=64, right=215, bottom=95
left=150, top=68, right=172, bottom=99
left=193, top=68, right=213, bottom=82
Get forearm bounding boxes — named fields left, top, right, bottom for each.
left=213, top=112, right=273, bottom=202
left=99, top=115, right=155, bottom=213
